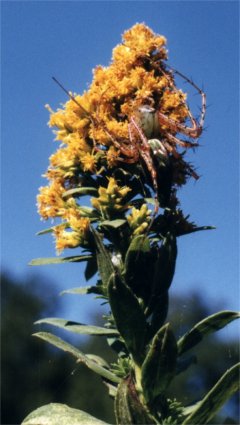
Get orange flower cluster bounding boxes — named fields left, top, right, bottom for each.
left=37, top=23, right=192, bottom=252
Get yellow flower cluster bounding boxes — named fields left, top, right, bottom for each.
left=37, top=182, right=91, bottom=253
left=38, top=23, right=191, bottom=252
left=37, top=180, right=69, bottom=220
left=127, top=204, right=152, bottom=235
left=91, top=177, right=131, bottom=218
left=53, top=215, right=90, bottom=254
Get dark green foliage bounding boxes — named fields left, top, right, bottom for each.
left=35, top=317, right=119, bottom=336
left=167, top=293, right=240, bottom=424
left=147, top=234, right=177, bottom=337
left=177, top=311, right=240, bottom=355
left=141, top=324, right=177, bottom=404
left=29, top=255, right=92, bottom=266
left=115, top=377, right=153, bottom=425
left=33, top=331, right=120, bottom=384
left=148, top=291, right=169, bottom=340
left=124, top=234, right=152, bottom=301
left=2, top=274, right=239, bottom=424
left=91, top=227, right=115, bottom=293
left=108, top=272, right=148, bottom=366
left=182, top=363, right=240, bottom=425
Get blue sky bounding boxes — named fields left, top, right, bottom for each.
left=1, top=1, right=239, bottom=337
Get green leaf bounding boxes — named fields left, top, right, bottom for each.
left=91, top=227, right=115, bottom=290
left=115, top=377, right=154, bottom=425
left=78, top=206, right=98, bottom=218
left=153, top=233, right=177, bottom=293
left=101, top=219, right=127, bottom=229
left=141, top=323, right=177, bottom=403
left=144, top=197, right=156, bottom=206
left=86, top=354, right=110, bottom=369
left=124, top=234, right=152, bottom=299
left=105, top=382, right=118, bottom=398
left=85, top=256, right=98, bottom=281
left=146, top=233, right=177, bottom=317
left=37, top=228, right=54, bottom=236
left=33, top=332, right=120, bottom=384
left=60, top=286, right=98, bottom=295
left=143, top=234, right=177, bottom=339
left=36, top=224, right=68, bottom=236
left=148, top=291, right=169, bottom=340
left=176, top=225, right=216, bottom=237
left=21, top=403, right=110, bottom=425
left=29, top=255, right=92, bottom=266
left=178, top=311, right=240, bottom=355
left=124, top=235, right=151, bottom=275
left=63, top=187, right=98, bottom=198
left=108, top=272, right=148, bottom=365
left=182, top=363, right=240, bottom=424
left=35, top=318, right=119, bottom=336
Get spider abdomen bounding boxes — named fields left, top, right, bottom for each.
left=137, top=105, right=160, bottom=138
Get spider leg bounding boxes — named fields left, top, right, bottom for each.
left=171, top=67, right=206, bottom=131
left=163, top=140, right=181, bottom=159
left=52, top=77, right=89, bottom=116
left=129, top=118, right=159, bottom=217
left=129, top=118, right=158, bottom=189
left=158, top=111, right=202, bottom=139
left=156, top=65, right=206, bottom=139
left=119, top=142, right=139, bottom=161
left=163, top=135, right=199, bottom=180
left=129, top=117, right=153, bottom=159
left=165, top=132, right=198, bottom=149
left=116, top=155, right=139, bottom=164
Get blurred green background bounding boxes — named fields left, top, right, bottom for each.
left=1, top=272, right=239, bottom=424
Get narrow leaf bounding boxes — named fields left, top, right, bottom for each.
left=86, top=354, right=110, bottom=369
left=63, top=187, right=98, bottom=198
left=29, top=255, right=92, bottom=266
left=85, top=256, right=98, bottom=281
left=105, top=382, right=118, bottom=398
left=148, top=291, right=169, bottom=339
left=36, top=224, right=67, bottom=236
left=78, top=206, right=98, bottom=218
left=125, top=235, right=150, bottom=272
left=60, top=286, right=98, bottom=295
left=108, top=272, right=148, bottom=365
left=178, top=311, right=240, bottom=355
left=124, top=234, right=151, bottom=298
left=176, top=225, right=216, bottom=237
left=21, top=403, right=109, bottom=425
left=91, top=227, right=115, bottom=290
left=35, top=318, right=119, bottom=336
left=141, top=323, right=177, bottom=403
left=101, top=219, right=127, bottom=229
left=115, top=377, right=153, bottom=425
left=146, top=233, right=177, bottom=318
left=33, top=332, right=120, bottom=383
left=182, top=363, right=240, bottom=424
left=154, top=233, right=177, bottom=293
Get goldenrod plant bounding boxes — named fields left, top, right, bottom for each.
left=22, top=24, right=239, bottom=425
